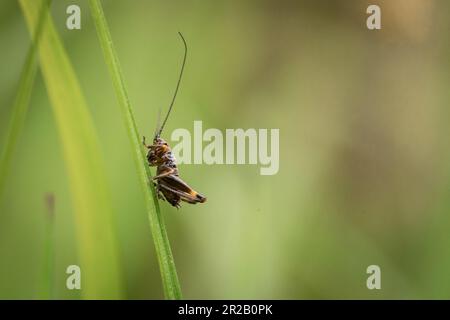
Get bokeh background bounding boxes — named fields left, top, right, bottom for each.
left=1, top=0, right=450, bottom=299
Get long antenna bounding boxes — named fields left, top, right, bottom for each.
left=153, top=107, right=162, bottom=138
left=156, top=32, right=187, bottom=138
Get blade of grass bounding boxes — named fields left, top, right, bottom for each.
left=88, top=0, right=182, bottom=299
left=0, top=0, right=50, bottom=198
left=39, top=193, right=55, bottom=300
left=19, top=0, right=123, bottom=299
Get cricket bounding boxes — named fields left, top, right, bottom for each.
left=143, top=32, right=207, bottom=208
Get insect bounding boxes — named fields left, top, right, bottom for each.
left=143, top=32, right=206, bottom=208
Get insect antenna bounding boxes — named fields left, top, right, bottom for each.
left=153, top=107, right=162, bottom=139
left=155, top=32, right=188, bottom=138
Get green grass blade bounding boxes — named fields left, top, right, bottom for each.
left=19, top=0, right=123, bottom=299
left=0, top=0, right=50, bottom=198
left=88, top=0, right=182, bottom=299
left=39, top=193, right=55, bottom=300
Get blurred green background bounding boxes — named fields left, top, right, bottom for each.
left=1, top=0, right=450, bottom=299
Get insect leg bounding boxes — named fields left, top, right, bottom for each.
left=152, top=167, right=176, bottom=180
left=142, top=136, right=151, bottom=149
left=155, top=183, right=165, bottom=200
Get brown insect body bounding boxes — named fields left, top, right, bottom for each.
left=143, top=33, right=206, bottom=208
left=143, top=136, right=206, bottom=208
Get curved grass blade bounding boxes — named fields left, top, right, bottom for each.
left=0, top=0, right=51, bottom=198
left=19, top=0, right=123, bottom=299
left=88, top=0, right=182, bottom=299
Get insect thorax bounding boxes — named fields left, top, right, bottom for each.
left=147, top=137, right=178, bottom=170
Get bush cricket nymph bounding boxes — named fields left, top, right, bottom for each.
left=143, top=32, right=206, bottom=208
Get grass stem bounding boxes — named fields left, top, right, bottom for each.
left=40, top=193, right=55, bottom=299
left=88, top=0, right=182, bottom=299
left=20, top=0, right=123, bottom=299
left=0, top=0, right=50, bottom=199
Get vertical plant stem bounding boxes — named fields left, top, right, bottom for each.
left=20, top=0, right=123, bottom=299
left=0, top=0, right=50, bottom=199
left=88, top=0, right=182, bottom=299
left=40, top=193, right=55, bottom=300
